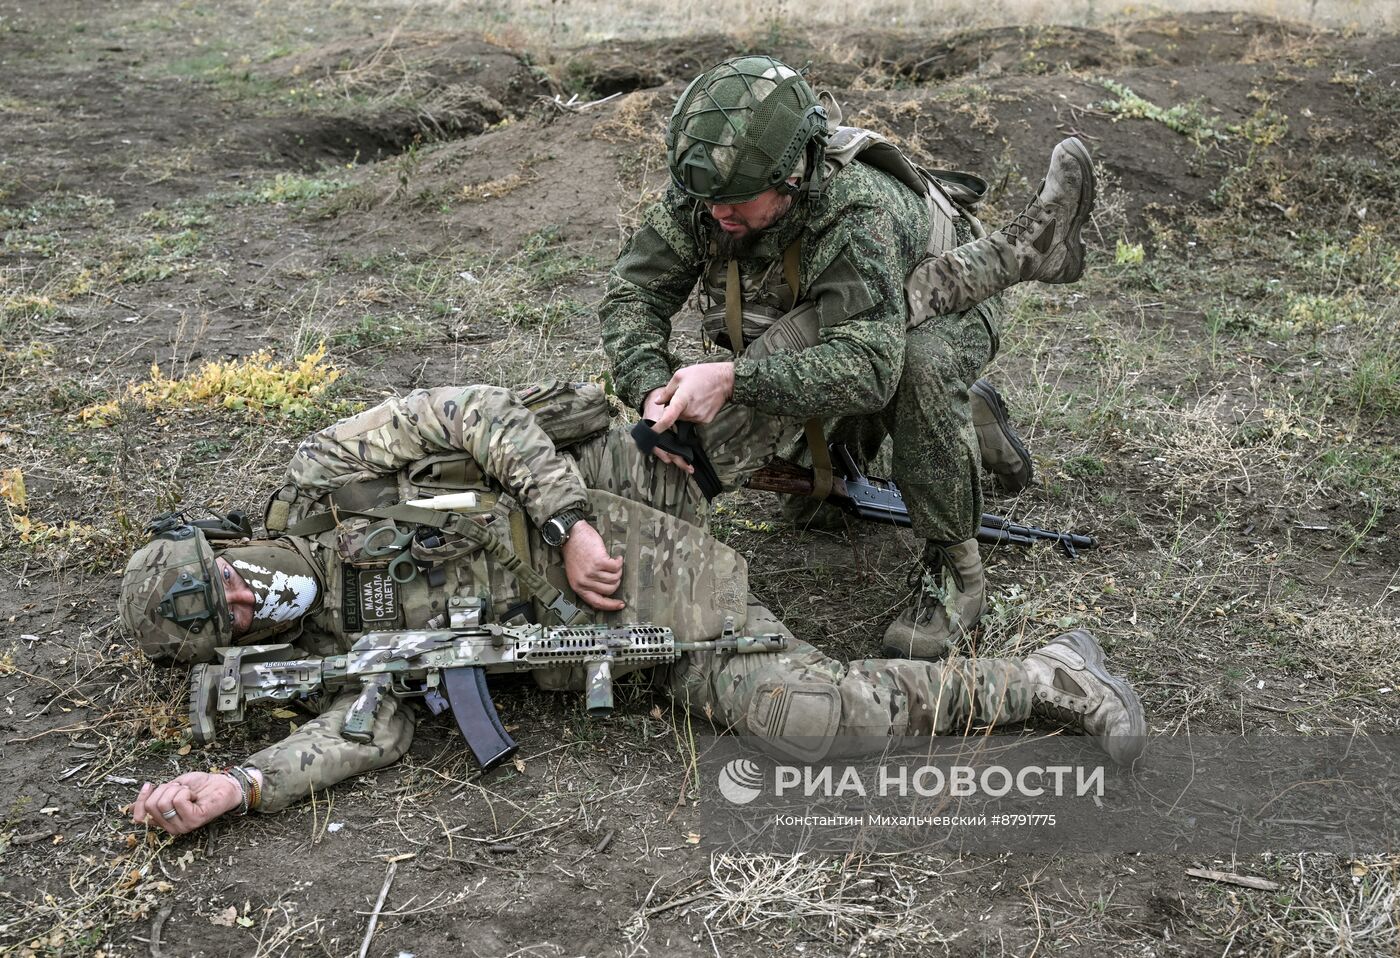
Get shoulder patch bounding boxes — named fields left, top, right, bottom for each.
left=811, top=246, right=880, bottom=322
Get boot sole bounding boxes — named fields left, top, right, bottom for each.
left=970, top=378, right=1034, bottom=492
left=1058, top=628, right=1147, bottom=755
left=1053, top=137, right=1096, bottom=284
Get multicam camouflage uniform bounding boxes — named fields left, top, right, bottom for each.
left=119, top=384, right=1145, bottom=812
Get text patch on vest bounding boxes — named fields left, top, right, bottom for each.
left=346, top=567, right=401, bottom=630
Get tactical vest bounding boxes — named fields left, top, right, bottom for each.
left=697, top=125, right=990, bottom=351
left=261, top=383, right=749, bottom=685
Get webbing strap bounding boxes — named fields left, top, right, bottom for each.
left=724, top=258, right=744, bottom=355
left=781, top=240, right=801, bottom=311
left=507, top=510, right=531, bottom=572
left=804, top=420, right=834, bottom=500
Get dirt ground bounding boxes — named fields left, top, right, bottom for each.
left=1, top=2, right=1397, bottom=956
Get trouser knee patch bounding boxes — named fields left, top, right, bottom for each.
left=745, top=680, right=841, bottom=763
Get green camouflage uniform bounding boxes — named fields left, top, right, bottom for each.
left=600, top=160, right=1003, bottom=542
left=178, top=385, right=1033, bottom=812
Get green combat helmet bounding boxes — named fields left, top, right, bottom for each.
left=666, top=55, right=829, bottom=203
left=119, top=512, right=246, bottom=663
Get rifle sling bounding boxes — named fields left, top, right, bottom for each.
left=286, top=505, right=585, bottom=626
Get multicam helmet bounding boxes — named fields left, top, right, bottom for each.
left=666, top=55, right=828, bottom=204
left=120, top=523, right=231, bottom=663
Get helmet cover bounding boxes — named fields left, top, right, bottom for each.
left=667, top=56, right=828, bottom=203
left=120, top=525, right=231, bottom=662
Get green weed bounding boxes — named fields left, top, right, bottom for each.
left=244, top=173, right=348, bottom=206
left=1096, top=79, right=1229, bottom=143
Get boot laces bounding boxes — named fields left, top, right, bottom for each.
left=1000, top=200, right=1046, bottom=244
left=905, top=544, right=964, bottom=626
left=1033, top=698, right=1087, bottom=731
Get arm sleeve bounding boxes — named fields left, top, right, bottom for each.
left=247, top=690, right=417, bottom=813
left=730, top=205, right=908, bottom=418
left=599, top=196, right=705, bottom=409
left=285, top=385, right=591, bottom=527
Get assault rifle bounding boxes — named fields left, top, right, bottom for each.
left=748, top=445, right=1098, bottom=558
left=189, top=622, right=787, bottom=769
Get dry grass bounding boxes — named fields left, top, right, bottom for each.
left=429, top=0, right=1391, bottom=44
left=1, top=1, right=1397, bottom=956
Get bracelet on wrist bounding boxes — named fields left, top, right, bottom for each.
left=243, top=767, right=263, bottom=811
left=223, top=768, right=250, bottom=816
left=223, top=766, right=263, bottom=815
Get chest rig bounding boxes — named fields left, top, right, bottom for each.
left=696, top=126, right=990, bottom=497
left=263, top=382, right=613, bottom=651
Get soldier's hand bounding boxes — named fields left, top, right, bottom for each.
left=561, top=521, right=625, bottom=611
left=642, top=388, right=694, bottom=474
left=130, top=772, right=242, bottom=836
left=650, top=363, right=735, bottom=433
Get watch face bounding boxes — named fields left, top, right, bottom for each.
left=542, top=519, right=566, bottom=547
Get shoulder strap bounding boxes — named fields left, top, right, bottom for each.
left=822, top=126, right=928, bottom=197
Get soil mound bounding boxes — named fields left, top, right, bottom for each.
left=554, top=12, right=1327, bottom=94
left=252, top=32, right=551, bottom=165
left=322, top=15, right=1396, bottom=256
left=261, top=31, right=548, bottom=114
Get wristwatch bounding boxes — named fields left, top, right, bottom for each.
left=541, top=508, right=587, bottom=548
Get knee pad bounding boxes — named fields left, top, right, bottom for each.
left=745, top=679, right=841, bottom=763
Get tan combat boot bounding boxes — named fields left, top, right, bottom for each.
left=917, top=137, right=1097, bottom=317
left=1023, top=629, right=1147, bottom=765
left=970, top=378, right=1034, bottom=493
left=992, top=136, right=1096, bottom=285
left=881, top=540, right=985, bottom=660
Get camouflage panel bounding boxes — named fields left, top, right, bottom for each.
left=531, top=489, right=747, bottom=691
left=119, top=527, right=231, bottom=663
left=581, top=490, right=746, bottom=640
left=249, top=688, right=416, bottom=813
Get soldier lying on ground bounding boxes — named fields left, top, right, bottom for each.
left=120, top=383, right=1146, bottom=836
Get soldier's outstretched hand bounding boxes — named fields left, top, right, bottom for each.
left=650, top=362, right=735, bottom=432
left=562, top=520, right=625, bottom=611
left=130, top=773, right=242, bottom=836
